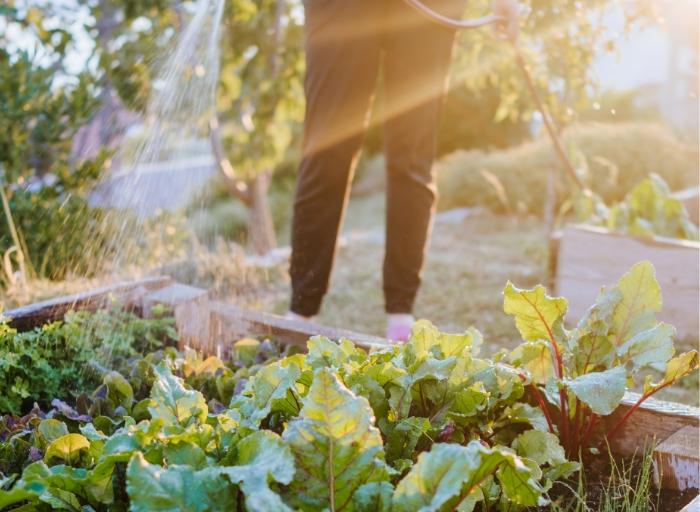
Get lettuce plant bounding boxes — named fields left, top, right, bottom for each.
left=505, top=260, right=699, bottom=457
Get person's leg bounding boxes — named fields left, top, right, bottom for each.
left=382, top=0, right=464, bottom=320
left=289, top=0, right=383, bottom=317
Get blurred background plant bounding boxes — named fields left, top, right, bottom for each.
left=564, top=173, right=699, bottom=241
left=0, top=6, right=112, bottom=285
left=434, top=122, right=698, bottom=215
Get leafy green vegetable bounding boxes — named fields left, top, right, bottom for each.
left=569, top=173, right=699, bottom=241
left=503, top=283, right=568, bottom=343
left=43, top=433, right=91, bottom=466
left=148, top=363, right=208, bottom=426
left=0, top=306, right=177, bottom=415
left=37, top=419, right=69, bottom=445
left=231, top=359, right=303, bottom=428
left=127, top=452, right=237, bottom=511
left=392, top=441, right=544, bottom=510
left=283, top=368, right=390, bottom=511
left=505, top=260, right=699, bottom=456
left=565, top=367, right=627, bottom=416
left=2, top=261, right=695, bottom=511
left=216, top=430, right=294, bottom=512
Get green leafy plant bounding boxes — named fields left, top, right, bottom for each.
left=1, top=262, right=697, bottom=511
left=0, top=361, right=550, bottom=512
left=0, top=306, right=177, bottom=415
left=567, top=173, right=699, bottom=241
left=228, top=325, right=570, bottom=509
left=505, top=260, right=699, bottom=457
left=0, top=7, right=116, bottom=283
left=0, top=325, right=559, bottom=511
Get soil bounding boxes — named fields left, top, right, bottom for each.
left=544, top=452, right=697, bottom=511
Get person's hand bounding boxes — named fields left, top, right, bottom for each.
left=492, top=0, right=519, bottom=42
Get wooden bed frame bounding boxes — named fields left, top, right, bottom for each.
left=5, top=277, right=699, bottom=508
left=552, top=225, right=700, bottom=340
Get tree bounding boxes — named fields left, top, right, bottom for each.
left=448, top=0, right=648, bottom=224
left=211, top=0, right=304, bottom=253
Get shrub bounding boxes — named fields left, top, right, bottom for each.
left=187, top=153, right=298, bottom=245
left=6, top=183, right=113, bottom=281
left=0, top=28, right=113, bottom=282
left=436, top=122, right=699, bottom=214
left=189, top=200, right=250, bottom=244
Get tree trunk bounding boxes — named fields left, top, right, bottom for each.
left=247, top=171, right=277, bottom=255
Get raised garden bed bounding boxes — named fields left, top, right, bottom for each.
left=553, top=224, right=700, bottom=340
left=2, top=272, right=699, bottom=511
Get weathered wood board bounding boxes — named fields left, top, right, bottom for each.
left=4, top=276, right=171, bottom=331
left=653, top=425, right=700, bottom=491
left=597, top=392, right=700, bottom=457
left=554, top=225, right=699, bottom=339
left=209, top=301, right=387, bottom=352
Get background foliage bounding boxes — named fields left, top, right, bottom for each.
left=436, top=122, right=698, bottom=215
left=0, top=5, right=113, bottom=281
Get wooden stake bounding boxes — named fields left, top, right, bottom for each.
left=142, top=283, right=211, bottom=352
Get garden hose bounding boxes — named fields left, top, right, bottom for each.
left=401, top=0, right=588, bottom=192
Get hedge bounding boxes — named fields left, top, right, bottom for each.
left=435, top=122, right=698, bottom=214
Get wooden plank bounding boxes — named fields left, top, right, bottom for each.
left=681, top=495, right=700, bottom=512
left=653, top=426, right=700, bottom=491
left=4, top=276, right=172, bottom=331
left=597, top=392, right=699, bottom=458
left=555, top=225, right=699, bottom=339
left=210, top=302, right=388, bottom=352
left=142, top=283, right=211, bottom=353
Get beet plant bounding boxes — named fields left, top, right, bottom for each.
left=505, top=260, right=699, bottom=457
left=1, top=262, right=697, bottom=511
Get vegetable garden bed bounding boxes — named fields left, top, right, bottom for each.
left=1, top=267, right=698, bottom=511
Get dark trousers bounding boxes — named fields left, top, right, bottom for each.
left=290, top=0, right=463, bottom=317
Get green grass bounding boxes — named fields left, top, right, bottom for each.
left=547, top=447, right=659, bottom=512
